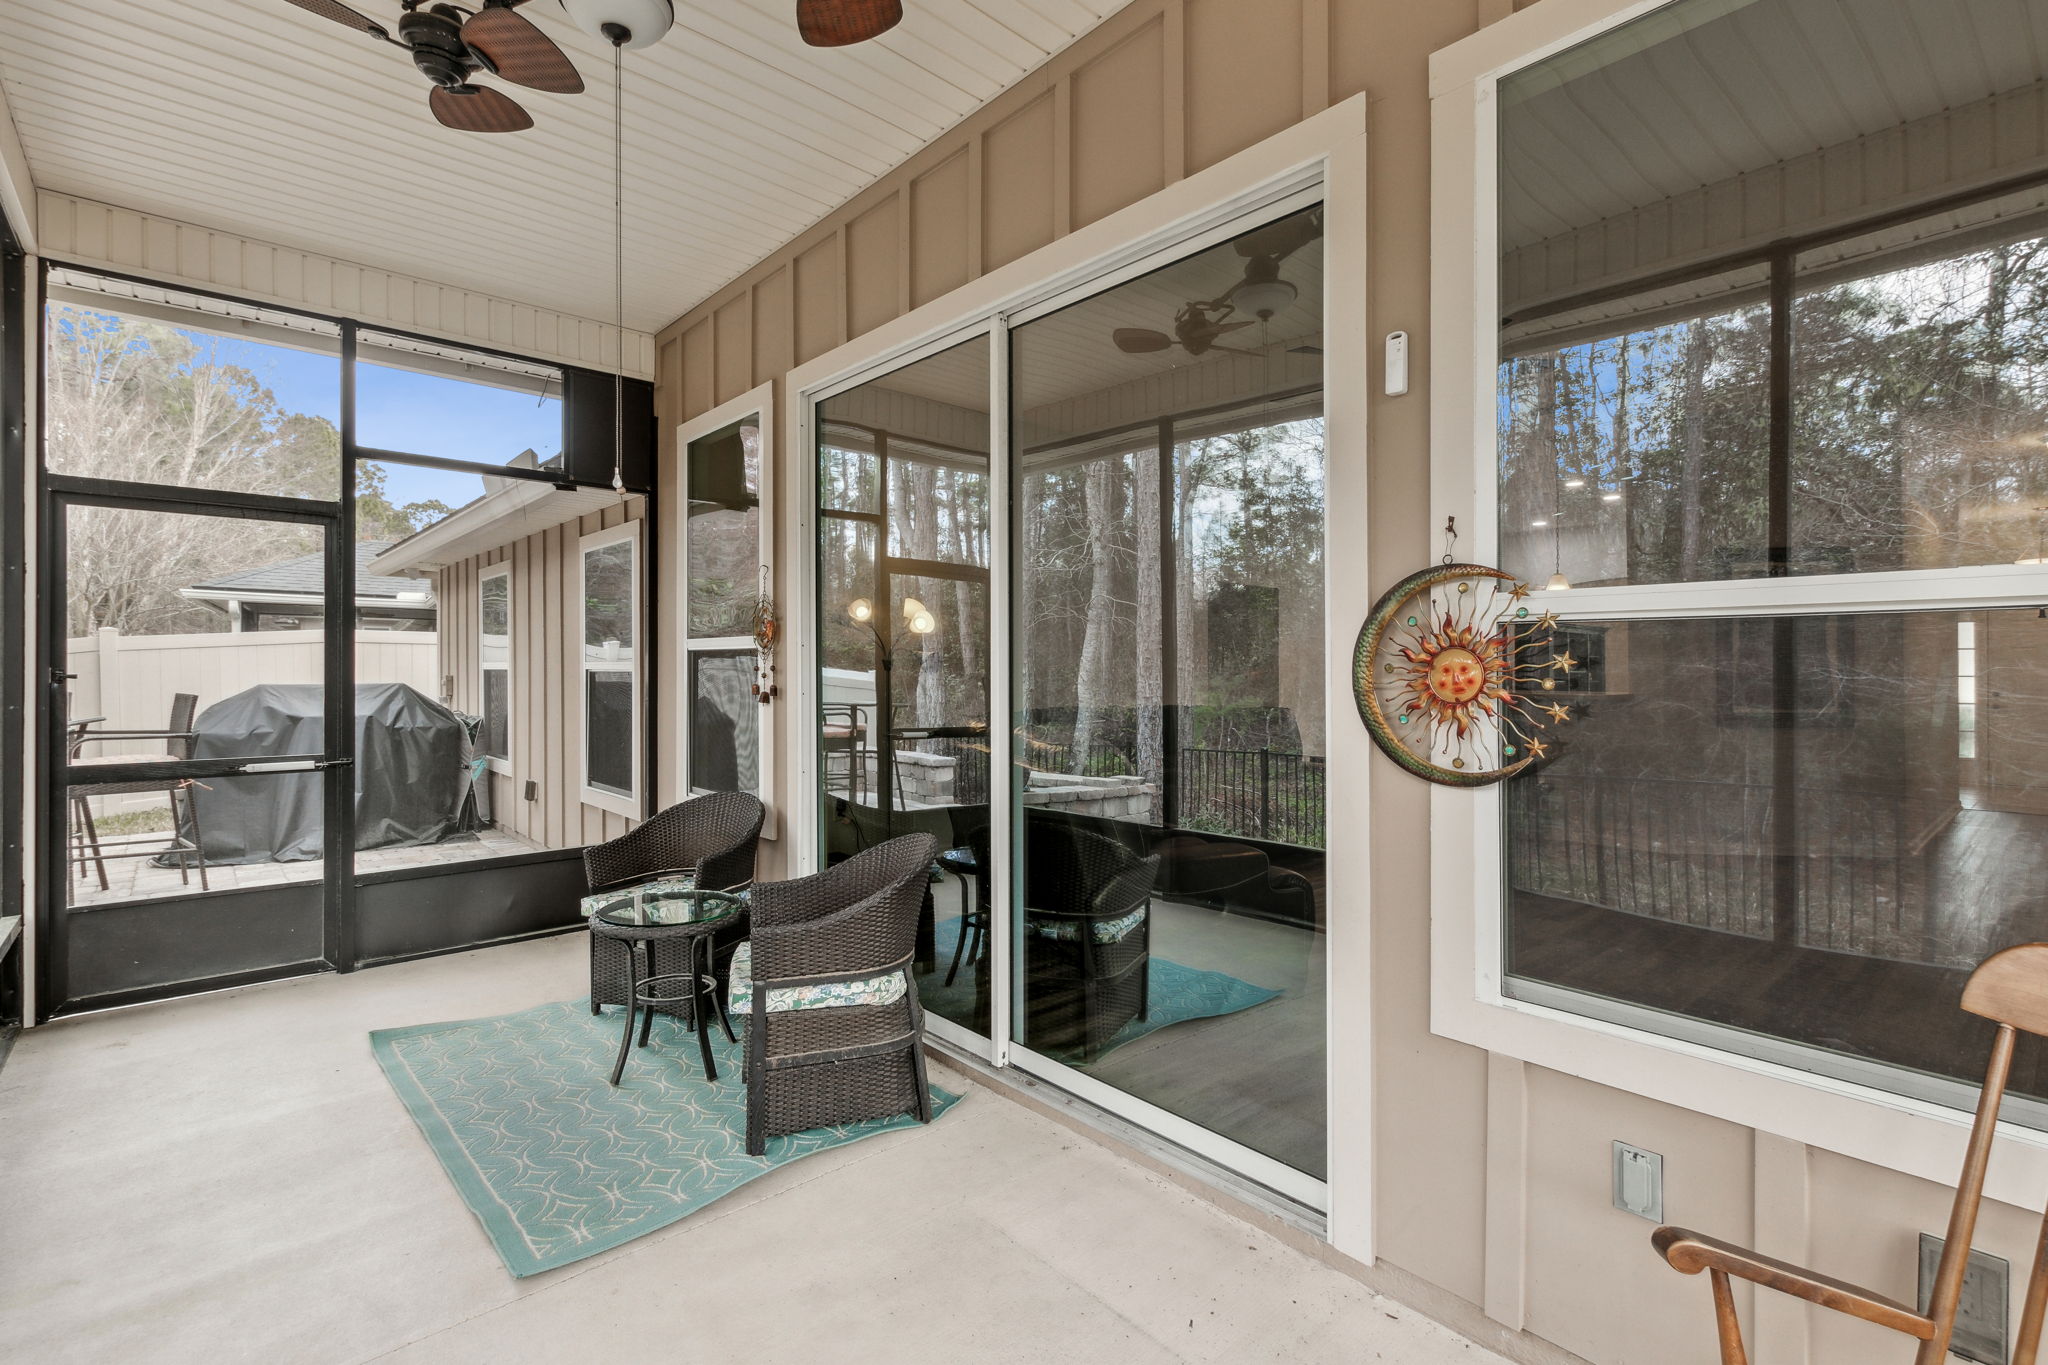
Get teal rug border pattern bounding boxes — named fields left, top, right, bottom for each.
left=372, top=997, right=958, bottom=1278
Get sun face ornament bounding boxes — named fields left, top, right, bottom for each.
left=1353, top=561, right=1574, bottom=786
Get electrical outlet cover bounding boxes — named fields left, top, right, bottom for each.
left=1918, top=1234, right=2008, bottom=1365
left=1611, top=1141, right=1664, bottom=1222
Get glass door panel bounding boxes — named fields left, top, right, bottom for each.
left=815, top=335, right=992, bottom=1036
left=1010, top=205, right=1328, bottom=1178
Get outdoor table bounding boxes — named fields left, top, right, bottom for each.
left=591, top=887, right=747, bottom=1088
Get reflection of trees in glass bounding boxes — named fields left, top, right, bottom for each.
left=687, top=421, right=761, bottom=639
left=1018, top=416, right=1326, bottom=841
left=583, top=542, right=634, bottom=654
left=1500, top=233, right=2048, bottom=585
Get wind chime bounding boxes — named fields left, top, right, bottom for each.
left=751, top=566, right=780, bottom=705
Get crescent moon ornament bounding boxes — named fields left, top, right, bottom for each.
left=1352, top=561, right=1575, bottom=787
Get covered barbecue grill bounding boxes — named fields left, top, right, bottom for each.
left=181, top=682, right=478, bottom=865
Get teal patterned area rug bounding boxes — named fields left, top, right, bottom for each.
left=927, top=916, right=1282, bottom=1062
left=371, top=998, right=958, bottom=1277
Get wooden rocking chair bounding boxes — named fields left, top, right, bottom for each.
left=1654, top=942, right=2048, bottom=1364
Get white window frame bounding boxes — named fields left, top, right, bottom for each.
left=781, top=97, right=1373, bottom=1255
left=578, top=520, right=642, bottom=819
left=671, top=383, right=778, bottom=836
left=1431, top=0, right=2048, bottom=1205
left=477, top=562, right=512, bottom=775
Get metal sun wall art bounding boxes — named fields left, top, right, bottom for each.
left=1353, top=530, right=1577, bottom=787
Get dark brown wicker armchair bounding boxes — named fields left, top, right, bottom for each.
left=585, top=791, right=765, bottom=1017
left=1021, top=823, right=1158, bottom=1061
left=741, top=832, right=938, bottom=1155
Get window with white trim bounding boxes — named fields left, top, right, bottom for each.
left=680, top=403, right=768, bottom=799
left=478, top=564, right=511, bottom=773
left=580, top=523, right=639, bottom=815
left=1490, top=0, right=2048, bottom=1116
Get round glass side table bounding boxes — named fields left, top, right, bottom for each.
left=590, top=887, right=748, bottom=1086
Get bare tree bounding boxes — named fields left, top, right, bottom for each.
left=49, top=307, right=337, bottom=636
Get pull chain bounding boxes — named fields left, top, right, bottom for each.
left=611, top=37, right=626, bottom=496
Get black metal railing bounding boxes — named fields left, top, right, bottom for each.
left=1507, top=771, right=1964, bottom=966
left=1177, top=748, right=1326, bottom=849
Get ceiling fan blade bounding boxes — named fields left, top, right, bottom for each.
left=1233, top=210, right=1324, bottom=261
left=797, top=0, right=904, bottom=46
left=464, top=7, right=585, bottom=94
left=1113, top=328, right=1174, bottom=354
left=1192, top=319, right=1255, bottom=339
left=429, top=84, right=535, bottom=134
left=282, top=0, right=391, bottom=41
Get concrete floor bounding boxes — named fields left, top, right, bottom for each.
left=0, top=933, right=1504, bottom=1365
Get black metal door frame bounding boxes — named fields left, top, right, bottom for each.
left=31, top=260, right=658, bottom=1018
left=38, top=477, right=354, bottom=1016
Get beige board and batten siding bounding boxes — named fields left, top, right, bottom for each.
left=648, top=2, right=2048, bottom=1365
left=433, top=497, right=646, bottom=852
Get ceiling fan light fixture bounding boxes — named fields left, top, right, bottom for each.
left=558, top=0, right=674, bottom=48
left=1233, top=277, right=1297, bottom=320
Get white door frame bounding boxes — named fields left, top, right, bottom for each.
left=781, top=96, right=1372, bottom=1257
left=670, top=382, right=779, bottom=836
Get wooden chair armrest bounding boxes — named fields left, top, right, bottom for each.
left=1652, top=1227, right=1933, bottom=1339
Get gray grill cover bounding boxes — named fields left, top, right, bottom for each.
left=185, top=682, right=474, bottom=864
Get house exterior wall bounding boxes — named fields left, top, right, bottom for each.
left=649, top=2, right=2048, bottom=1364
left=433, top=495, right=646, bottom=852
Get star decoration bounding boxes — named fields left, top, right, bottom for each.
left=1534, top=611, right=1561, bottom=631
left=1527, top=738, right=1549, bottom=758
left=1548, top=652, right=1578, bottom=672
left=1507, top=582, right=1533, bottom=600
left=1541, top=702, right=1571, bottom=722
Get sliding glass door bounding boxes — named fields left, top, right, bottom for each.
left=807, top=201, right=1327, bottom=1192
left=815, top=335, right=994, bottom=1039
left=1008, top=206, right=1327, bottom=1181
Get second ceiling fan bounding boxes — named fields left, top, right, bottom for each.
left=283, top=0, right=907, bottom=133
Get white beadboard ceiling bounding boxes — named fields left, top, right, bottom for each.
left=1502, top=0, right=2048, bottom=251
left=0, top=0, right=1127, bottom=331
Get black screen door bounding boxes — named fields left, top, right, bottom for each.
left=44, top=490, right=350, bottom=1013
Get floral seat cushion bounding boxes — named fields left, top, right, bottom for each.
left=1026, top=905, right=1147, bottom=944
left=579, top=873, right=699, bottom=918
left=727, top=940, right=907, bottom=1015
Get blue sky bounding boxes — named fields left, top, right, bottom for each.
left=202, top=332, right=564, bottom=513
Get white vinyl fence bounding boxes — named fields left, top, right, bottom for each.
left=66, top=628, right=439, bottom=813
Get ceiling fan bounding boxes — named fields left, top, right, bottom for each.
left=283, top=0, right=584, bottom=132
left=1112, top=208, right=1325, bottom=359
left=284, top=0, right=904, bottom=134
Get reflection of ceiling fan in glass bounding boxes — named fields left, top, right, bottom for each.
left=1112, top=208, right=1324, bottom=359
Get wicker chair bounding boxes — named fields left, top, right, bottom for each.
left=1020, top=823, right=1158, bottom=1061
left=585, top=791, right=765, bottom=1018
left=740, top=832, right=938, bottom=1155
